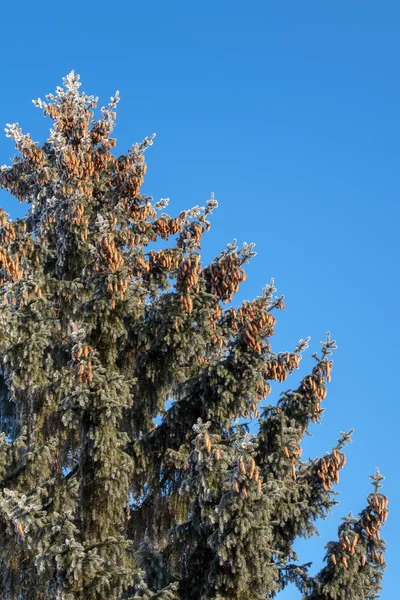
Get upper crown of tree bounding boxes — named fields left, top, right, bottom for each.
left=0, top=72, right=388, bottom=600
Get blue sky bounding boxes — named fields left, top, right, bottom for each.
left=0, top=2, right=399, bottom=598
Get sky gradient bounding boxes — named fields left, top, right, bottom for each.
left=0, top=2, right=399, bottom=598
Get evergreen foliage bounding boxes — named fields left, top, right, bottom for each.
left=0, top=73, right=388, bottom=599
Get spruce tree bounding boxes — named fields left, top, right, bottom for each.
left=0, top=72, right=388, bottom=600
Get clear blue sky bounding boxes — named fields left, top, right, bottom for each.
left=0, top=2, right=398, bottom=598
